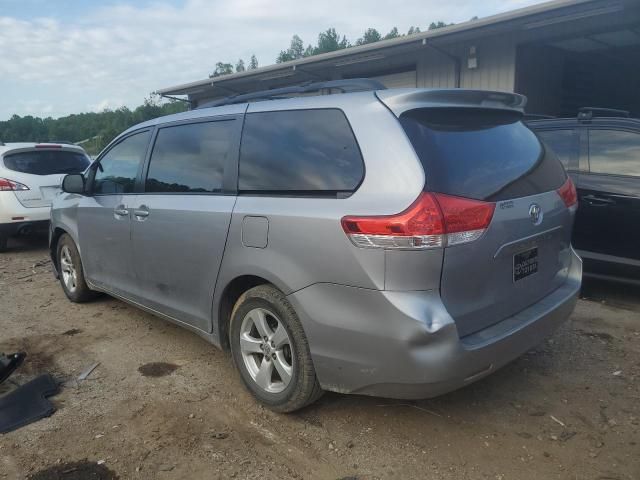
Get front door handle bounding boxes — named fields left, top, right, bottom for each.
left=114, top=206, right=129, bottom=217
left=582, top=194, right=615, bottom=206
left=133, top=205, right=150, bottom=220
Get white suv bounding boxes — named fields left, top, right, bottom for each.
left=0, top=142, right=90, bottom=251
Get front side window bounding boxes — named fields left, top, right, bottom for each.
left=239, top=109, right=364, bottom=194
left=93, top=131, right=150, bottom=194
left=536, top=129, right=579, bottom=170
left=146, top=120, right=235, bottom=193
left=589, top=129, right=640, bottom=177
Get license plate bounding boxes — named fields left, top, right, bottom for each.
left=513, top=247, right=538, bottom=282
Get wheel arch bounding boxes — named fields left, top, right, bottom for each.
left=216, top=275, right=274, bottom=350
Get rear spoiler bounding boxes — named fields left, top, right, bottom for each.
left=376, top=89, right=527, bottom=117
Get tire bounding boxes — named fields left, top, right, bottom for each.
left=56, top=234, right=96, bottom=303
left=0, top=236, right=7, bottom=253
left=230, top=284, right=323, bottom=412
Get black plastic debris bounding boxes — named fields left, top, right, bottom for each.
left=0, top=374, right=59, bottom=434
left=0, top=352, right=26, bottom=385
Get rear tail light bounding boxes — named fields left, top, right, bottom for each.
left=0, top=178, right=29, bottom=191
left=341, top=192, right=495, bottom=249
left=557, top=177, right=578, bottom=208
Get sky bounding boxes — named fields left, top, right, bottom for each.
left=0, top=0, right=545, bottom=120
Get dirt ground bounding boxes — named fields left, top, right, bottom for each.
left=1, top=235, right=639, bottom=480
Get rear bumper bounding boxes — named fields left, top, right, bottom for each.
left=288, top=248, right=582, bottom=399
left=0, top=192, right=51, bottom=233
left=0, top=220, right=49, bottom=237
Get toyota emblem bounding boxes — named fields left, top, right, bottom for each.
left=529, top=204, right=543, bottom=225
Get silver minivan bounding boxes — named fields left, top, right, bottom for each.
left=50, top=82, right=582, bottom=412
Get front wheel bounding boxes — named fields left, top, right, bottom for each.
left=57, top=234, right=96, bottom=303
left=230, top=285, right=323, bottom=412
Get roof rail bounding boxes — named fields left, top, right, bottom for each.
left=578, top=107, right=630, bottom=121
left=198, top=78, right=387, bottom=109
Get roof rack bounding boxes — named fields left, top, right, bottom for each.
left=198, top=78, right=387, bottom=109
left=578, top=107, right=630, bottom=121
left=523, top=113, right=556, bottom=120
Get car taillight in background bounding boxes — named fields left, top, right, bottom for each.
left=341, top=192, right=496, bottom=249
left=557, top=177, right=578, bottom=208
left=0, top=178, right=30, bottom=191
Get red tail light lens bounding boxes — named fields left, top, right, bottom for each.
left=557, top=177, right=577, bottom=208
left=341, top=192, right=495, bottom=249
left=0, top=178, right=30, bottom=191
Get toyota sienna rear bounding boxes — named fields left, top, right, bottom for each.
left=50, top=83, right=582, bottom=412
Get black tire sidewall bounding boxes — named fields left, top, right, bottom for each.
left=230, top=292, right=305, bottom=408
left=57, top=234, right=91, bottom=302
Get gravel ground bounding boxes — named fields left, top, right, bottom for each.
left=1, top=235, right=639, bottom=480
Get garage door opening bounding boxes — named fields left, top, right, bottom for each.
left=516, top=28, right=640, bottom=117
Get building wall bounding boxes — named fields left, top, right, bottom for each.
left=417, top=32, right=518, bottom=91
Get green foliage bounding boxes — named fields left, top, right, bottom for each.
left=211, top=62, right=234, bottom=77
left=249, top=55, right=259, bottom=70
left=356, top=28, right=382, bottom=46
left=407, top=26, right=421, bottom=35
left=428, top=21, right=452, bottom=30
left=314, top=28, right=350, bottom=54
left=0, top=95, right=187, bottom=156
left=277, top=34, right=305, bottom=63
left=235, top=59, right=245, bottom=72
left=384, top=27, right=400, bottom=40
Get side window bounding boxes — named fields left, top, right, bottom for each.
left=146, top=120, right=235, bottom=193
left=93, top=131, right=150, bottom=194
left=239, top=109, right=364, bottom=193
left=536, top=129, right=578, bottom=170
left=589, top=129, right=640, bottom=177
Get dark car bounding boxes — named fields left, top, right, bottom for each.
left=529, top=108, right=640, bottom=284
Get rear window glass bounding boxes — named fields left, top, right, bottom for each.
left=400, top=109, right=566, bottom=201
left=239, top=109, right=364, bottom=194
left=536, top=129, right=579, bottom=170
left=3, top=150, right=90, bottom=176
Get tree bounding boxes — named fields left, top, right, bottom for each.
left=210, top=62, right=234, bottom=77
left=314, top=28, right=350, bottom=55
left=235, top=59, right=245, bottom=72
left=407, top=26, right=421, bottom=35
left=277, top=34, right=307, bottom=63
left=249, top=55, right=259, bottom=70
left=356, top=28, right=382, bottom=46
left=428, top=21, right=452, bottom=30
left=383, top=27, right=400, bottom=40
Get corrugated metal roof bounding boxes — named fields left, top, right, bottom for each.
left=157, top=0, right=604, bottom=96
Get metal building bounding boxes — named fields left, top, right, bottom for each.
left=157, top=0, right=640, bottom=116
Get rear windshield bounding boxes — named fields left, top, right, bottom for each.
left=399, top=109, right=566, bottom=201
left=3, top=150, right=90, bottom=176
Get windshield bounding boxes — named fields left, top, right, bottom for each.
left=3, top=150, right=90, bottom=176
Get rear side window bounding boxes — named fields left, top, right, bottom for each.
left=589, top=129, right=640, bottom=177
left=3, top=150, right=89, bottom=176
left=146, top=120, right=235, bottom=193
left=239, top=109, right=363, bottom=194
left=536, top=129, right=579, bottom=170
left=400, top=109, right=566, bottom=201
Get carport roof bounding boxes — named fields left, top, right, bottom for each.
left=156, top=0, right=617, bottom=98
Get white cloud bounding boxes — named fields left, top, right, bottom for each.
left=0, top=0, right=544, bottom=120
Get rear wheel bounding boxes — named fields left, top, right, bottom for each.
left=57, top=234, right=95, bottom=303
left=230, top=285, right=323, bottom=412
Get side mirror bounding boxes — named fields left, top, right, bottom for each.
left=62, top=174, right=85, bottom=194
